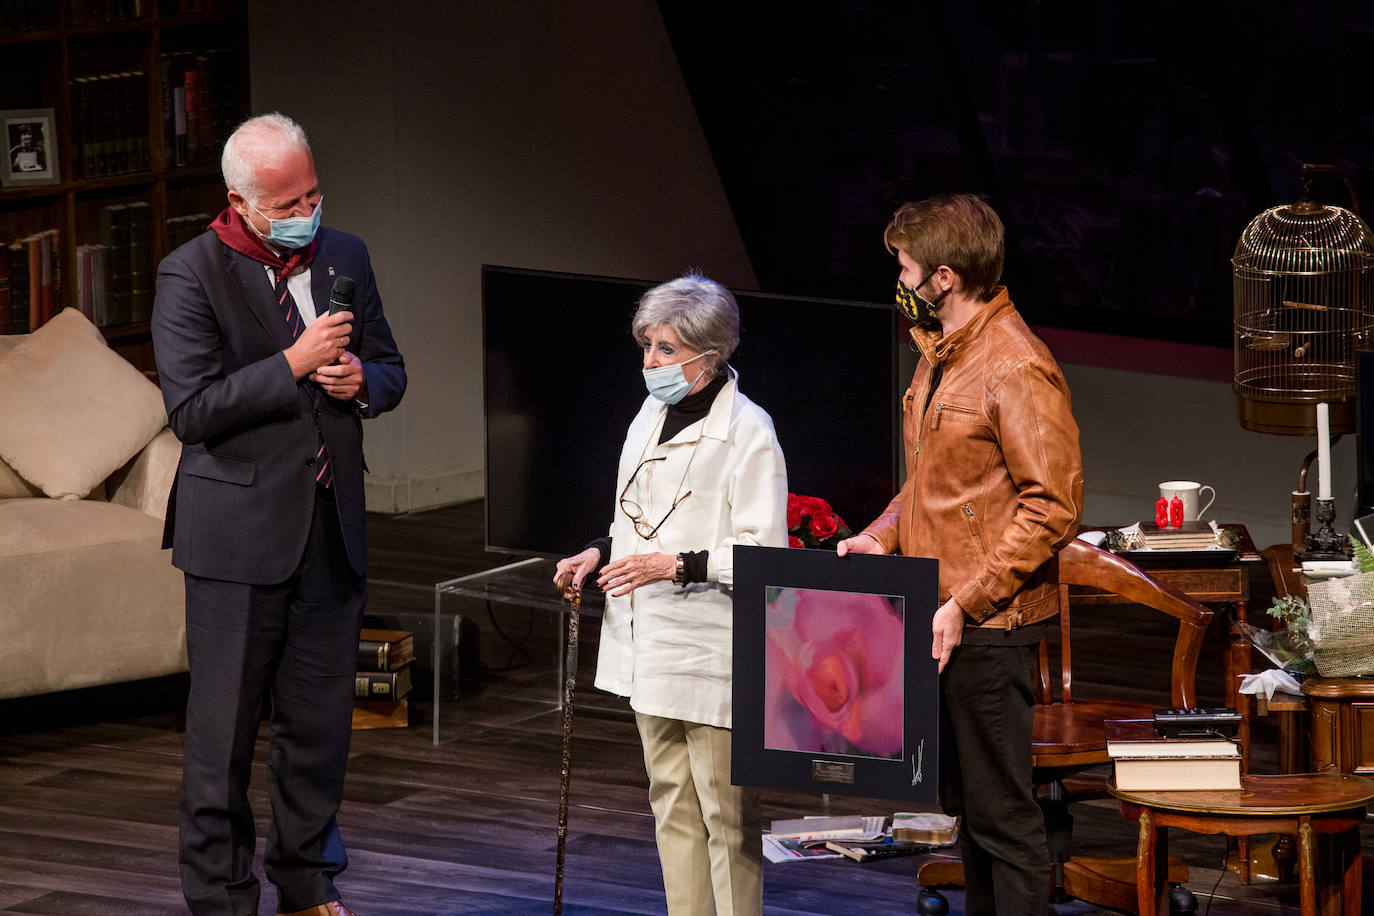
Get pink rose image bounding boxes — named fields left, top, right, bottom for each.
left=764, top=588, right=904, bottom=758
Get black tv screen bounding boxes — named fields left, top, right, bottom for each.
left=483, top=265, right=900, bottom=558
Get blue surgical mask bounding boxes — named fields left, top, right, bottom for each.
left=249, top=195, right=323, bottom=249
left=643, top=350, right=714, bottom=404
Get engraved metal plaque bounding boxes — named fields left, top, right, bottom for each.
left=810, top=760, right=855, bottom=784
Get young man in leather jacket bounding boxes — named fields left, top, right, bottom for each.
left=838, top=193, right=1083, bottom=915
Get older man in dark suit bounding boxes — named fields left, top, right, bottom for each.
left=152, top=112, right=406, bottom=916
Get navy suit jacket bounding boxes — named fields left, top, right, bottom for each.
left=151, top=226, right=406, bottom=584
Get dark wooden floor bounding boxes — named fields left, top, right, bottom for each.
left=1, top=501, right=1370, bottom=914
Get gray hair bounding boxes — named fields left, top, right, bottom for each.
left=632, top=274, right=740, bottom=370
left=221, top=112, right=311, bottom=205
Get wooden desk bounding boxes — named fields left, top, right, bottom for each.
left=1113, top=773, right=1374, bottom=916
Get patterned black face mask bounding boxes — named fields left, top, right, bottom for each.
left=895, top=273, right=947, bottom=327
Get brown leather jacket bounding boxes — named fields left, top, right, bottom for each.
left=862, top=288, right=1083, bottom=631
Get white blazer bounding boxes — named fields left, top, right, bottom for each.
left=594, top=371, right=787, bottom=728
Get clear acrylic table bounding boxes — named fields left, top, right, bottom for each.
left=432, top=557, right=604, bottom=744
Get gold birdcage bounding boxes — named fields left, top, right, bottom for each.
left=1233, top=169, right=1374, bottom=435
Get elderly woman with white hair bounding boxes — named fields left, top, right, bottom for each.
left=555, top=274, right=787, bottom=915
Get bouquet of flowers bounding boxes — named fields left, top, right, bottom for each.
left=1256, top=536, right=1374, bottom=677
left=787, top=493, right=853, bottom=550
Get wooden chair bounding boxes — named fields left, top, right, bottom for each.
left=916, top=538, right=1215, bottom=913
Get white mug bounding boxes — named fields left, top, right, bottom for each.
left=1159, top=480, right=1215, bottom=522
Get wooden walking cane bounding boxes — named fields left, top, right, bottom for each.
left=552, top=572, right=581, bottom=915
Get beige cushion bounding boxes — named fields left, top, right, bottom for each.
left=0, top=498, right=186, bottom=698
left=0, top=456, right=41, bottom=499
left=0, top=337, right=35, bottom=497
left=0, top=308, right=167, bottom=499
left=0, top=337, right=34, bottom=498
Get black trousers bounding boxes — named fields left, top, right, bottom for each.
left=179, top=486, right=366, bottom=916
left=937, top=643, right=1050, bottom=916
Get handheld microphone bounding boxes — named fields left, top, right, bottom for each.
left=328, top=275, right=355, bottom=316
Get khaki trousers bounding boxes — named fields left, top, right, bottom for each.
left=635, top=713, right=762, bottom=916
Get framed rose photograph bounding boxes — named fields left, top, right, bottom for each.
left=732, top=544, right=939, bottom=803
left=1, top=108, right=59, bottom=188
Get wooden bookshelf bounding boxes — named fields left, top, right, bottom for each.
left=0, top=0, right=250, bottom=373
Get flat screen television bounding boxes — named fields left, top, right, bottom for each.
left=483, top=265, right=901, bottom=558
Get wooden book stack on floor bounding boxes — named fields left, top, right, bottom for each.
left=353, top=628, right=415, bottom=730
left=1106, top=718, right=1241, bottom=791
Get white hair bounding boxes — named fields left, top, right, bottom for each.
left=632, top=273, right=740, bottom=369
left=221, top=112, right=311, bottom=205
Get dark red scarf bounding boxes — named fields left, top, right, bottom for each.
left=209, top=207, right=317, bottom=278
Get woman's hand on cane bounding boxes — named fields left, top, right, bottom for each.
left=554, top=548, right=600, bottom=599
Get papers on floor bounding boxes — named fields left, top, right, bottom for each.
left=763, top=813, right=958, bottom=864
left=762, top=835, right=843, bottom=862
left=769, top=815, right=887, bottom=842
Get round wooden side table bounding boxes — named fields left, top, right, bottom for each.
left=1110, top=773, right=1374, bottom=916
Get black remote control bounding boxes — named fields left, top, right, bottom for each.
left=1151, top=707, right=1241, bottom=739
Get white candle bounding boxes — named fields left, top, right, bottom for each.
left=1317, top=402, right=1332, bottom=500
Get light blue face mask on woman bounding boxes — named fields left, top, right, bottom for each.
left=643, top=350, right=714, bottom=404
left=249, top=196, right=323, bottom=249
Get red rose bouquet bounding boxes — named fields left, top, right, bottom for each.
left=786, top=492, right=853, bottom=550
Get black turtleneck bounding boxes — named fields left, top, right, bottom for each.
left=659, top=370, right=727, bottom=443
left=580, top=370, right=728, bottom=589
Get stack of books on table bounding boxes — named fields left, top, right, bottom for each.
left=1107, top=718, right=1241, bottom=791
left=352, top=628, right=414, bottom=730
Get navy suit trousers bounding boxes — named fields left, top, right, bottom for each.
left=179, top=485, right=365, bottom=916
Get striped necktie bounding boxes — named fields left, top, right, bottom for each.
left=275, top=263, right=332, bottom=489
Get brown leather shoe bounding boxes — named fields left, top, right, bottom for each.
left=276, top=902, right=356, bottom=916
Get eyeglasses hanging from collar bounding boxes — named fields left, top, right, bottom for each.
left=619, top=455, right=693, bottom=540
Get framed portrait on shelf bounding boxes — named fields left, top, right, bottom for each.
left=1, top=108, right=59, bottom=188
left=732, top=544, right=940, bottom=804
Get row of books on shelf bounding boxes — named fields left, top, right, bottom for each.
left=0, top=0, right=59, bottom=30
left=168, top=211, right=212, bottom=249
left=1107, top=717, right=1242, bottom=791
left=0, top=206, right=211, bottom=335
left=353, top=628, right=415, bottom=731
left=72, top=71, right=151, bottom=179
left=77, top=202, right=155, bottom=326
left=67, top=49, right=236, bottom=179
left=160, top=0, right=236, bottom=15
left=70, top=0, right=148, bottom=26
left=3, top=0, right=233, bottom=31
left=162, top=49, right=238, bottom=169
left=0, top=230, right=60, bottom=336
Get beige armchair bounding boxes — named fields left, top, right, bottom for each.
left=0, top=310, right=186, bottom=699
